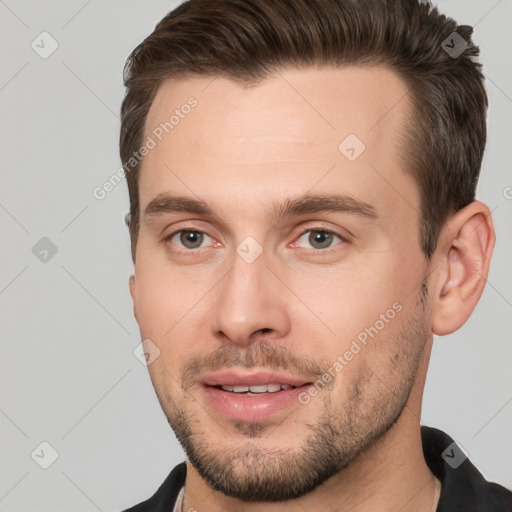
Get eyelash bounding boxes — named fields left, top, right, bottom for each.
left=164, top=226, right=348, bottom=253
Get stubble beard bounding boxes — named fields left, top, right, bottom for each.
left=153, top=300, right=429, bottom=502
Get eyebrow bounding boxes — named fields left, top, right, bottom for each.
left=269, top=194, right=378, bottom=223
left=142, top=192, right=378, bottom=225
left=144, top=194, right=211, bottom=222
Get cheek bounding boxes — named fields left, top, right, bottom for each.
left=291, top=254, right=420, bottom=377
left=297, top=261, right=401, bottom=332
left=134, top=258, right=202, bottom=334
left=133, top=261, right=218, bottom=372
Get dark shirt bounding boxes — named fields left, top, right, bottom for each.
left=123, top=426, right=512, bottom=511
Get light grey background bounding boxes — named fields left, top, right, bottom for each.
left=0, top=1, right=511, bottom=510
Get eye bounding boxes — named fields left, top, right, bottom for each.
left=294, top=229, right=344, bottom=250
left=168, top=230, right=213, bottom=250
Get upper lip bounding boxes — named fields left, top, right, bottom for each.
left=201, top=370, right=313, bottom=387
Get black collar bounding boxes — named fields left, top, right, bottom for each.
left=421, top=425, right=512, bottom=511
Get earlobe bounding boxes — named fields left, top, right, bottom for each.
left=432, top=202, right=495, bottom=336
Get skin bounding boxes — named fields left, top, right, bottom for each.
left=129, top=66, right=495, bottom=511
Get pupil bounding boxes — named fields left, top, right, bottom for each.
left=181, top=231, right=203, bottom=248
left=309, top=231, right=332, bottom=249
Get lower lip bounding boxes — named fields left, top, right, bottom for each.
left=202, top=385, right=309, bottom=422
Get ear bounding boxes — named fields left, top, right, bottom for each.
left=431, top=201, right=495, bottom=336
left=129, top=274, right=138, bottom=321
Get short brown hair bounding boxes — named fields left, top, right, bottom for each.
left=120, top=0, right=487, bottom=263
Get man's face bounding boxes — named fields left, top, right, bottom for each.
left=130, top=66, right=432, bottom=501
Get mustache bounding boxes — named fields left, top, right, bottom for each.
left=181, top=342, right=331, bottom=388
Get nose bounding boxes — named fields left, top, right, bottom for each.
left=211, top=250, right=291, bottom=347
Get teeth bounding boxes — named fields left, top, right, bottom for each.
left=220, top=384, right=295, bottom=393
left=249, top=385, right=268, bottom=393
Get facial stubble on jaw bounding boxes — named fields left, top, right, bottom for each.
left=151, top=286, right=429, bottom=502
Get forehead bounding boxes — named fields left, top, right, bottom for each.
left=139, top=66, right=418, bottom=221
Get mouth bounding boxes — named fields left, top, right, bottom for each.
left=200, top=370, right=314, bottom=422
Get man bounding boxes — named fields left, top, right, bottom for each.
left=120, top=0, right=512, bottom=510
